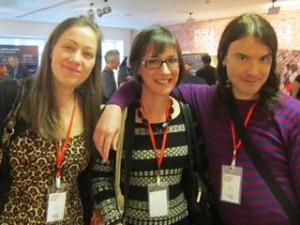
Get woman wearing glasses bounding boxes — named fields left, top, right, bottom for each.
left=91, top=26, right=193, bottom=225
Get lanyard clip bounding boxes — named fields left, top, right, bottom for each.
left=56, top=176, right=61, bottom=188
left=55, top=165, right=62, bottom=188
left=231, top=149, right=237, bottom=169
left=157, top=175, right=161, bottom=186
left=230, top=159, right=236, bottom=169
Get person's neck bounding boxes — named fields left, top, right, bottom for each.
left=56, top=90, right=76, bottom=114
left=105, top=64, right=114, bottom=70
left=139, top=94, right=171, bottom=123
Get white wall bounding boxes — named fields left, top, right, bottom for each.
left=101, top=26, right=132, bottom=58
left=0, top=20, right=56, bottom=38
left=0, top=19, right=133, bottom=56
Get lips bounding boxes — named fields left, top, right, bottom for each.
left=63, top=64, right=81, bottom=74
left=241, top=77, right=259, bottom=84
left=155, top=78, right=172, bottom=85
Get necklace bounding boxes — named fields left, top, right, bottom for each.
left=136, top=98, right=174, bottom=131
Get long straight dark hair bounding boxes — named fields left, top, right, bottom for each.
left=214, top=13, right=280, bottom=117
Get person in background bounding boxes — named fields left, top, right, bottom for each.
left=0, top=64, right=8, bottom=79
left=93, top=13, right=300, bottom=225
left=102, top=49, right=120, bottom=103
left=117, top=56, right=131, bottom=86
left=7, top=55, right=30, bottom=80
left=92, top=25, right=196, bottom=225
left=181, top=59, right=206, bottom=84
left=195, top=53, right=217, bottom=85
left=0, top=16, right=102, bottom=224
left=291, top=72, right=300, bottom=100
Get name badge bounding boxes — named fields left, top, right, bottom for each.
left=148, top=183, right=169, bottom=217
left=46, top=182, right=67, bottom=223
left=220, top=165, right=243, bottom=204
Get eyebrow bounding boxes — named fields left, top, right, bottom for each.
left=62, top=38, right=96, bottom=51
left=235, top=52, right=272, bottom=58
left=147, top=54, right=178, bottom=58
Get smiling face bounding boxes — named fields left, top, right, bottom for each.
left=223, top=35, right=273, bottom=100
left=51, top=25, right=98, bottom=91
left=138, top=46, right=179, bottom=99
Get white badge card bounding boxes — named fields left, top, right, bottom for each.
left=148, top=183, right=169, bottom=217
left=46, top=183, right=67, bottom=223
left=220, top=165, right=243, bottom=204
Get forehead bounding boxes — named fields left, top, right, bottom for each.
left=228, top=35, right=271, bottom=56
left=144, top=44, right=177, bottom=57
left=57, top=25, right=97, bottom=48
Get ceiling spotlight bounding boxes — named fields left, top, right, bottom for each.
left=87, top=2, right=95, bottom=21
left=88, top=9, right=94, bottom=20
left=186, top=12, right=195, bottom=24
left=97, top=8, right=104, bottom=17
left=268, top=0, right=280, bottom=15
left=97, top=6, right=111, bottom=17
left=103, top=6, right=112, bottom=14
left=88, top=0, right=111, bottom=19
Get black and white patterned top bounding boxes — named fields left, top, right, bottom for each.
left=91, top=110, right=190, bottom=225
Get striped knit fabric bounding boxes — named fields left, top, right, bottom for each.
left=91, top=112, right=190, bottom=225
left=174, top=84, right=300, bottom=225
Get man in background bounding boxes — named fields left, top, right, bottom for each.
left=117, top=56, right=131, bottom=86
left=102, top=49, right=120, bottom=103
left=7, top=55, right=30, bottom=79
left=181, top=59, right=206, bottom=84
left=196, top=54, right=217, bottom=85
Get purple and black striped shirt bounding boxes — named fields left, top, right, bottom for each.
left=174, top=84, right=300, bottom=225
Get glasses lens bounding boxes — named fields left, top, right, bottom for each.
left=143, top=57, right=180, bottom=69
left=166, top=58, right=179, bottom=68
left=146, top=59, right=162, bottom=69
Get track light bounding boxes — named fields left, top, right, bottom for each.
left=268, top=0, right=280, bottom=15
left=87, top=0, right=112, bottom=20
left=97, top=8, right=104, bottom=17
left=103, top=6, right=111, bottom=14
left=87, top=2, right=95, bottom=21
left=97, top=6, right=111, bottom=17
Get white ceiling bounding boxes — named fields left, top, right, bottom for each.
left=0, top=0, right=300, bottom=29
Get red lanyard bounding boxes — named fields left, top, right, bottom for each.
left=140, top=99, right=171, bottom=178
left=230, top=102, right=257, bottom=167
left=55, top=96, right=77, bottom=182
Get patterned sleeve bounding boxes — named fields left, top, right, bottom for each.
left=91, top=153, right=123, bottom=225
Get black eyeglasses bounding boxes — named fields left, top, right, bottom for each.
left=140, top=57, right=180, bottom=69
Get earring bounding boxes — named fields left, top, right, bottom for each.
left=225, top=79, right=231, bottom=88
